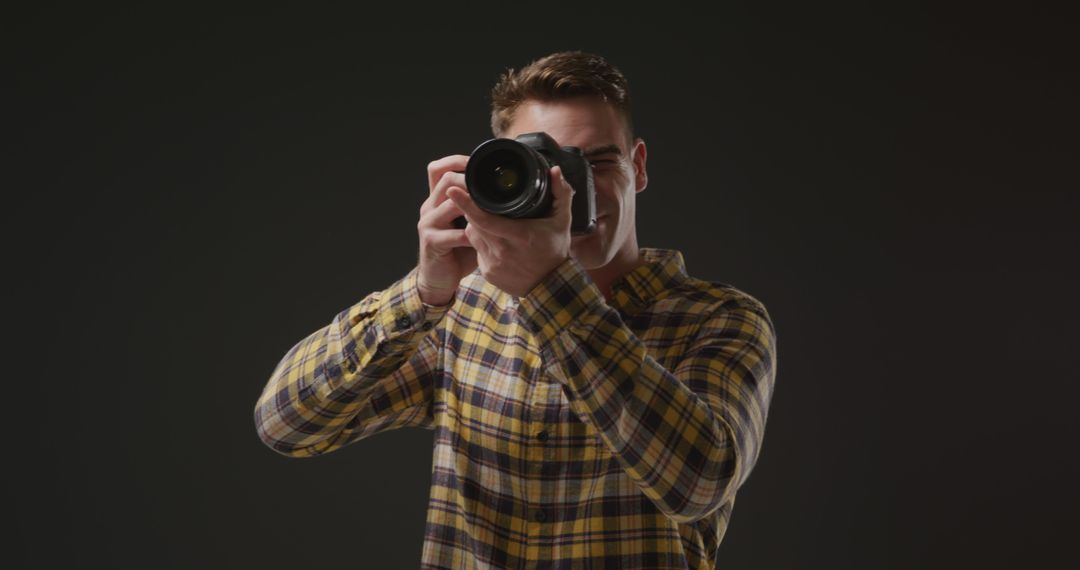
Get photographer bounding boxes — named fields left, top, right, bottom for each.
left=254, top=51, right=778, bottom=569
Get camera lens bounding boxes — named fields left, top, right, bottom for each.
left=493, top=166, right=519, bottom=192
left=465, top=138, right=550, bottom=218
left=473, top=149, right=526, bottom=203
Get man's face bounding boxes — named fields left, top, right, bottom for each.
left=502, top=96, right=648, bottom=271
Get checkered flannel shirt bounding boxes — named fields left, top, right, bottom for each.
left=255, top=247, right=778, bottom=569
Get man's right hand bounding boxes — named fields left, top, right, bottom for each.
left=416, top=155, right=477, bottom=306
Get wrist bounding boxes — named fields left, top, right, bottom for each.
left=417, top=282, right=455, bottom=306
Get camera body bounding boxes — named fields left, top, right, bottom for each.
left=461, top=132, right=597, bottom=235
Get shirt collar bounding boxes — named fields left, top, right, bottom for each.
left=609, top=248, right=687, bottom=314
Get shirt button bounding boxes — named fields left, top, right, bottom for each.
left=534, top=509, right=547, bottom=523
left=395, top=315, right=412, bottom=329
left=537, top=430, right=549, bottom=443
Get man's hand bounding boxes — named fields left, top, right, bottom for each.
left=416, top=155, right=478, bottom=306
left=447, top=165, right=573, bottom=297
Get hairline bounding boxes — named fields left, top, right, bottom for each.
left=493, top=95, right=636, bottom=148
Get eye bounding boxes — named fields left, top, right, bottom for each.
left=590, top=159, right=617, bottom=168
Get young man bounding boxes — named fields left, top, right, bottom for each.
left=255, top=51, right=778, bottom=569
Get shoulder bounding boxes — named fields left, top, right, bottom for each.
left=660, top=275, right=776, bottom=340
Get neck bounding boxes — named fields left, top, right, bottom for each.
left=585, top=236, right=643, bottom=301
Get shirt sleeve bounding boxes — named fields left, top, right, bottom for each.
left=515, top=258, right=778, bottom=524
left=254, top=267, right=451, bottom=458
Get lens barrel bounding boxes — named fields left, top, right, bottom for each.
left=465, top=138, right=551, bottom=218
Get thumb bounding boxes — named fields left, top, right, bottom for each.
left=550, top=165, right=575, bottom=220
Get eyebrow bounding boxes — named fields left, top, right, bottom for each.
left=582, top=144, right=623, bottom=158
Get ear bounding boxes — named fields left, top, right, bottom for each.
left=630, top=137, right=648, bottom=193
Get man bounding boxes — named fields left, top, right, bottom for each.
left=254, top=51, right=778, bottom=569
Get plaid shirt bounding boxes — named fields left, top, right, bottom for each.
left=255, top=247, right=778, bottom=569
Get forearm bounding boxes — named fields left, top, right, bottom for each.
left=253, top=268, right=450, bottom=457
left=517, top=258, right=777, bottom=523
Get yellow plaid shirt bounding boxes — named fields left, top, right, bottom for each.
left=254, top=247, right=778, bottom=569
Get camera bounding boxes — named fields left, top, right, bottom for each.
left=456, top=131, right=597, bottom=234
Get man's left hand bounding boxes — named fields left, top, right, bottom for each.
left=446, top=165, right=573, bottom=297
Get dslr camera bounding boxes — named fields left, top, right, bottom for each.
left=457, top=132, right=597, bottom=234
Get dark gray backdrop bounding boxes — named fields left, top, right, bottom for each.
left=7, top=2, right=1077, bottom=568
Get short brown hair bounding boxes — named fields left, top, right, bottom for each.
left=489, top=51, right=633, bottom=141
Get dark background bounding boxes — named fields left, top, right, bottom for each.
left=6, top=2, right=1077, bottom=568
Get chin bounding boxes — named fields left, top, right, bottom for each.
left=570, top=218, right=616, bottom=269
left=570, top=241, right=611, bottom=270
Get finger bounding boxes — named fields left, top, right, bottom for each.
left=549, top=165, right=575, bottom=221
left=431, top=171, right=467, bottom=208
left=421, top=228, right=472, bottom=256
left=420, top=172, right=466, bottom=216
left=427, top=155, right=469, bottom=193
left=446, top=187, right=517, bottom=239
left=420, top=194, right=466, bottom=229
